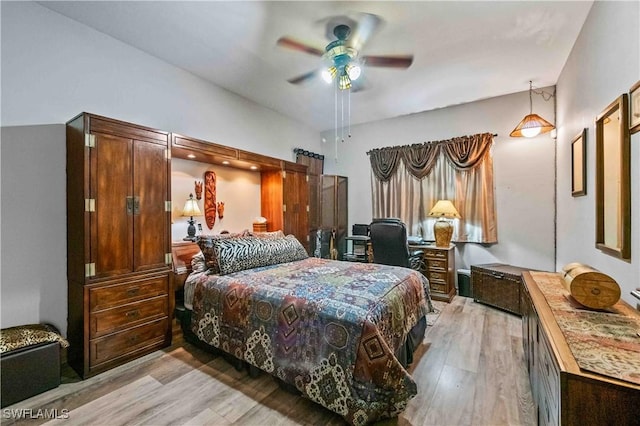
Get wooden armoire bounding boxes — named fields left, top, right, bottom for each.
left=319, top=175, right=348, bottom=258
left=260, top=162, right=309, bottom=251
left=66, top=113, right=172, bottom=378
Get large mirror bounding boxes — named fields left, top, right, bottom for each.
left=595, top=94, right=630, bottom=260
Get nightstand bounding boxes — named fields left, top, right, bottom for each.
left=170, top=241, right=200, bottom=306
left=410, top=243, right=456, bottom=302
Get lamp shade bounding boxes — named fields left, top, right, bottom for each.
left=509, top=113, right=555, bottom=138
left=428, top=200, right=461, bottom=219
left=182, top=194, right=202, bottom=217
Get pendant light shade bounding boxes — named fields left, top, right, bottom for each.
left=509, top=113, right=555, bottom=138
left=510, top=81, right=555, bottom=138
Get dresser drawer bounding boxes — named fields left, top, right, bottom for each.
left=430, top=282, right=447, bottom=293
left=90, top=296, right=168, bottom=338
left=89, top=276, right=168, bottom=312
left=538, top=332, right=560, bottom=415
left=428, top=270, right=448, bottom=282
left=90, top=318, right=168, bottom=366
left=427, top=258, right=447, bottom=270
left=424, top=249, right=447, bottom=260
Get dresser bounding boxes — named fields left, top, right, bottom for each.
left=411, top=244, right=455, bottom=302
left=471, top=263, right=529, bottom=315
left=66, top=113, right=172, bottom=378
left=521, top=271, right=639, bottom=425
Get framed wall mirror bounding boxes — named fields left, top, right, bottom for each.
left=595, top=94, right=630, bottom=260
left=571, top=128, right=587, bottom=197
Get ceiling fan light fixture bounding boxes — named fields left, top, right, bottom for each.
left=338, top=73, right=351, bottom=90
left=345, top=63, right=361, bottom=81
left=321, top=66, right=337, bottom=84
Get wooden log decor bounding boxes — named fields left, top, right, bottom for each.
left=204, top=171, right=216, bottom=229
left=561, top=263, right=621, bottom=309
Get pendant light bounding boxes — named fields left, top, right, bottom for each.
left=510, top=81, right=555, bottom=138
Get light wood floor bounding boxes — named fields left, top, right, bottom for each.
left=2, top=297, right=535, bottom=426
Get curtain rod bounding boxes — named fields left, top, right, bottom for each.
left=366, top=132, right=498, bottom=155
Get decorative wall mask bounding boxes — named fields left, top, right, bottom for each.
left=217, top=202, right=225, bottom=220
left=204, top=171, right=217, bottom=229
left=194, top=180, right=203, bottom=200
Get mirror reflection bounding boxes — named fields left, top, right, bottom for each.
left=595, top=94, right=630, bottom=260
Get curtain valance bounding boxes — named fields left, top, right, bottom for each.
left=367, top=147, right=402, bottom=182
left=367, top=132, right=494, bottom=181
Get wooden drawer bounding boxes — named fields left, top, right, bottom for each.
left=430, top=282, right=447, bottom=293
left=90, top=296, right=168, bottom=338
left=427, top=258, right=447, bottom=270
left=89, top=276, right=168, bottom=312
left=538, top=383, right=558, bottom=426
left=427, top=270, right=447, bottom=282
left=424, top=249, right=447, bottom=260
left=538, top=332, right=560, bottom=415
left=90, top=318, right=168, bottom=366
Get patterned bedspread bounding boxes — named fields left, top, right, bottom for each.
left=190, top=257, right=432, bottom=425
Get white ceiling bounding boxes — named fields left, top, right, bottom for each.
left=40, top=1, right=593, bottom=132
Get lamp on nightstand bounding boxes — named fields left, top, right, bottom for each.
left=182, top=193, right=202, bottom=241
left=428, top=200, right=461, bottom=247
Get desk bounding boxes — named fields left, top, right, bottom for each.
left=343, top=236, right=371, bottom=263
left=409, top=243, right=456, bottom=302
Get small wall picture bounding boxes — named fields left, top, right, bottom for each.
left=571, top=128, right=586, bottom=197
left=630, top=80, right=640, bottom=134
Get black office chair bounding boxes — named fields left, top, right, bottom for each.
left=369, top=218, right=423, bottom=270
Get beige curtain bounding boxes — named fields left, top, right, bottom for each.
left=369, top=133, right=497, bottom=243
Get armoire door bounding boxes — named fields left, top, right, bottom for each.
left=90, top=133, right=169, bottom=279
left=283, top=170, right=308, bottom=248
left=90, top=132, right=134, bottom=279
left=133, top=140, right=169, bottom=272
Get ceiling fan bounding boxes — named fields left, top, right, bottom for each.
left=277, top=13, right=413, bottom=91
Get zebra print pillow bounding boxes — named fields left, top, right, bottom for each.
left=196, top=231, right=250, bottom=273
left=214, top=235, right=308, bottom=275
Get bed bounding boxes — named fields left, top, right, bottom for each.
left=178, top=233, right=433, bottom=425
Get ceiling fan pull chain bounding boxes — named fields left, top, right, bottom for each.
left=348, top=89, right=351, bottom=138
left=334, top=82, right=338, bottom=162
left=341, top=88, right=345, bottom=143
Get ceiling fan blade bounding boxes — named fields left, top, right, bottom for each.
left=287, top=70, right=318, bottom=85
left=362, top=55, right=414, bottom=68
left=348, top=13, right=382, bottom=51
left=276, top=37, right=324, bottom=57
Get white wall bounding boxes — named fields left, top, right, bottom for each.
left=556, top=1, right=639, bottom=305
left=322, top=89, right=557, bottom=274
left=1, top=125, right=67, bottom=330
left=0, top=2, right=321, bottom=334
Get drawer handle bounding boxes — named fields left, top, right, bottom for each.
left=128, top=334, right=140, bottom=344
left=125, top=310, right=140, bottom=318
left=491, top=272, right=504, bottom=279
left=126, top=287, right=140, bottom=296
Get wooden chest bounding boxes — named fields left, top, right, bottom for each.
left=471, top=263, right=531, bottom=315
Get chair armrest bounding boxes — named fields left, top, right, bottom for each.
left=408, top=251, right=424, bottom=271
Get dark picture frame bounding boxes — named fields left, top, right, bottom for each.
left=571, top=128, right=586, bottom=196
left=630, top=80, right=640, bottom=134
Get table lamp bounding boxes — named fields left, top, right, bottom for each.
left=182, top=193, right=202, bottom=241
left=428, top=200, right=461, bottom=247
